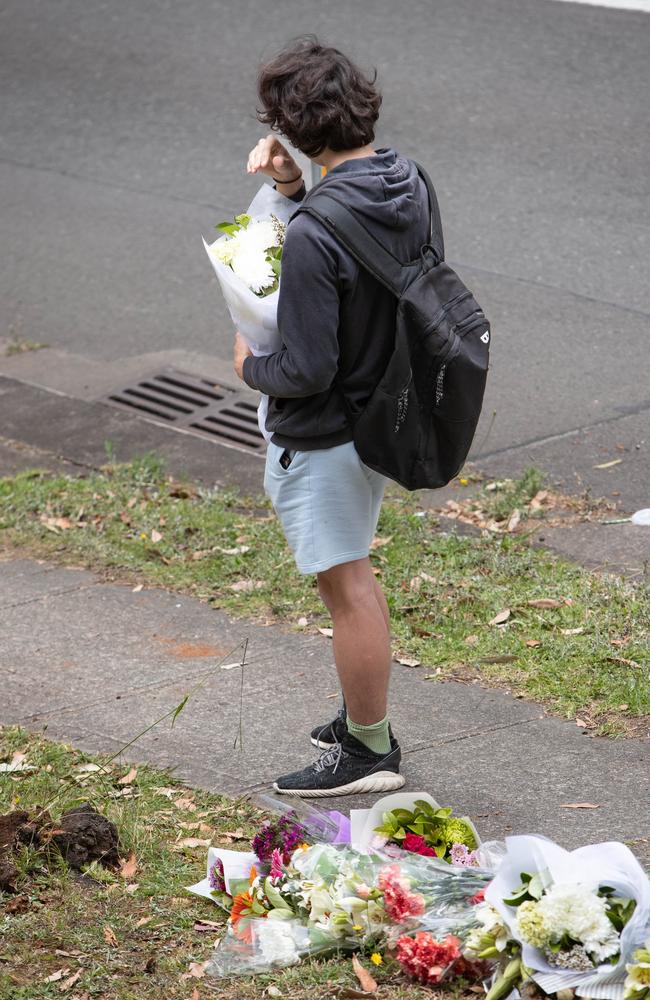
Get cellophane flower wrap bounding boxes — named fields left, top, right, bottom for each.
left=202, top=183, right=298, bottom=441
left=484, top=835, right=650, bottom=1000
left=205, top=841, right=495, bottom=977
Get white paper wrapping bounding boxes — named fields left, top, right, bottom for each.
left=203, top=184, right=299, bottom=442
left=485, top=834, right=650, bottom=997
left=187, top=846, right=257, bottom=902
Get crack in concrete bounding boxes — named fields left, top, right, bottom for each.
left=0, top=580, right=101, bottom=610
left=403, top=713, right=543, bottom=752
left=477, top=399, right=650, bottom=461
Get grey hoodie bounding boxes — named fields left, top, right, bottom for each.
left=242, top=148, right=430, bottom=450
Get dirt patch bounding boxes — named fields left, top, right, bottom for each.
left=152, top=636, right=228, bottom=659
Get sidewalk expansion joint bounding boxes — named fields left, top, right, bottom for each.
left=403, top=713, right=543, bottom=753
left=0, top=581, right=101, bottom=611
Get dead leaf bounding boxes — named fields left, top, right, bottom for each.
left=529, top=489, right=549, bottom=510
left=127, top=496, right=138, bottom=508
left=173, top=837, right=211, bottom=850
left=144, top=956, right=157, bottom=974
left=154, top=786, right=180, bottom=798
left=559, top=802, right=601, bottom=810
left=352, top=954, right=378, bottom=993
left=506, top=508, right=521, bottom=532
left=318, top=627, right=334, bottom=638
left=296, top=616, right=309, bottom=628
left=593, top=458, right=622, bottom=469
left=136, top=916, right=154, bottom=928
left=217, top=545, right=250, bottom=555
left=561, top=627, right=584, bottom=636
left=618, top=703, right=630, bottom=711
left=221, top=828, right=246, bottom=842
left=118, top=851, right=138, bottom=880
left=132, top=583, right=144, bottom=592
left=575, top=718, right=589, bottom=728
left=117, top=767, right=138, bottom=785
left=45, top=969, right=69, bottom=983
left=369, top=535, right=393, bottom=550
left=394, top=654, right=421, bottom=667
left=409, top=575, right=422, bottom=592
left=527, top=598, right=563, bottom=609
left=174, top=797, right=197, bottom=812
left=608, top=656, right=641, bottom=669
left=103, top=925, right=118, bottom=948
left=40, top=515, right=74, bottom=532
left=489, top=609, right=511, bottom=626
left=610, top=637, right=630, bottom=648
left=74, top=762, right=102, bottom=774
left=525, top=639, right=542, bottom=648
left=194, top=919, right=222, bottom=932
left=181, top=960, right=209, bottom=981
left=465, top=634, right=479, bottom=645
left=0, top=750, right=35, bottom=773
left=267, top=988, right=283, bottom=999
left=150, top=529, right=163, bottom=543
left=59, top=969, right=82, bottom=992
left=186, top=991, right=200, bottom=1000
left=229, top=579, right=264, bottom=592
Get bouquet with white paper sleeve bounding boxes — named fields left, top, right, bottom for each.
left=203, top=183, right=299, bottom=440
left=481, top=834, right=650, bottom=1000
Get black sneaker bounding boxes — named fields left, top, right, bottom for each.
left=310, top=707, right=347, bottom=749
left=274, top=732, right=405, bottom=798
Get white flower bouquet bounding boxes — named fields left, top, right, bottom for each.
left=484, top=835, right=650, bottom=1000
left=203, top=183, right=299, bottom=439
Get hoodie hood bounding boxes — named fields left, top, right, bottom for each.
left=313, top=148, right=429, bottom=240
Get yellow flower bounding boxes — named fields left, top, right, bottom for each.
left=352, top=925, right=363, bottom=932
left=459, top=477, right=469, bottom=486
left=139, top=532, right=147, bottom=540
left=370, top=953, right=383, bottom=966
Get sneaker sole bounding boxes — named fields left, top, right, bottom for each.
left=310, top=737, right=337, bottom=750
left=273, top=771, right=405, bottom=798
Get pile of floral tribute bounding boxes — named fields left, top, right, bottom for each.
left=188, top=793, right=650, bottom=999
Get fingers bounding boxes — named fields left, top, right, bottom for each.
left=247, top=135, right=290, bottom=175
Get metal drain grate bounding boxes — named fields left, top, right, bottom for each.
left=105, top=369, right=265, bottom=451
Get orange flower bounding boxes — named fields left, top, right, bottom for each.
left=230, top=889, right=265, bottom=943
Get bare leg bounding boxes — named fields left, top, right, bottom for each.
left=317, top=557, right=392, bottom=726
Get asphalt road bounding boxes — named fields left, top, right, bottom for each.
left=1, top=0, right=649, bottom=480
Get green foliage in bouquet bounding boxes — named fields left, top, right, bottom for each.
left=374, top=799, right=478, bottom=862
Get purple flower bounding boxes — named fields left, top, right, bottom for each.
left=209, top=857, right=226, bottom=893
left=252, top=812, right=307, bottom=865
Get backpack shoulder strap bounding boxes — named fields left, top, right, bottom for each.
left=411, top=160, right=445, bottom=262
left=295, top=191, right=409, bottom=297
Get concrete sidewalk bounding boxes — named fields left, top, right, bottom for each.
left=1, top=552, right=648, bottom=863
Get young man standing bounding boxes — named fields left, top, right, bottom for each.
left=233, top=36, right=429, bottom=797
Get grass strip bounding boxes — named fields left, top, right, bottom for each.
left=0, top=454, right=648, bottom=736
left=0, top=726, right=469, bottom=1000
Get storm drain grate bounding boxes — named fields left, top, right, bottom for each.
left=104, top=369, right=265, bottom=451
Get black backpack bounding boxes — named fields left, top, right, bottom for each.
left=294, top=161, right=490, bottom=491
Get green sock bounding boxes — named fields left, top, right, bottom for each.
left=346, top=714, right=391, bottom=756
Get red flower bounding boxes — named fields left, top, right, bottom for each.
left=396, top=932, right=463, bottom=985
left=403, top=832, right=436, bottom=857
left=469, top=887, right=486, bottom=905
left=378, top=864, right=425, bottom=923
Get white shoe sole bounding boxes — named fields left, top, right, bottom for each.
left=273, top=771, right=405, bottom=798
left=310, top=737, right=337, bottom=750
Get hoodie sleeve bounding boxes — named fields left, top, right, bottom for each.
left=242, top=215, right=342, bottom=398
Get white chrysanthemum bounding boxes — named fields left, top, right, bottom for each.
left=256, top=919, right=300, bottom=966
left=536, top=883, right=620, bottom=961
left=231, top=247, right=275, bottom=294
left=239, top=220, right=278, bottom=253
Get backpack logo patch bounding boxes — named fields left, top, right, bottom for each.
left=480, top=330, right=490, bottom=344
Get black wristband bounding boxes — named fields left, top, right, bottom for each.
left=272, top=173, right=303, bottom=185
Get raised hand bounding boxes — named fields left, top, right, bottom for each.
left=246, top=135, right=302, bottom=184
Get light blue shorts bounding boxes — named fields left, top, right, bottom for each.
left=264, top=440, right=387, bottom=575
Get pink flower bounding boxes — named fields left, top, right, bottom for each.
left=378, top=864, right=425, bottom=923
left=403, top=832, right=436, bottom=857
left=356, top=883, right=371, bottom=900
left=450, top=842, right=479, bottom=867
left=469, top=887, right=486, bottom=905
left=269, top=847, right=284, bottom=880
left=396, top=932, right=462, bottom=985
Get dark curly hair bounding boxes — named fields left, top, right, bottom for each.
left=257, top=36, right=382, bottom=158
